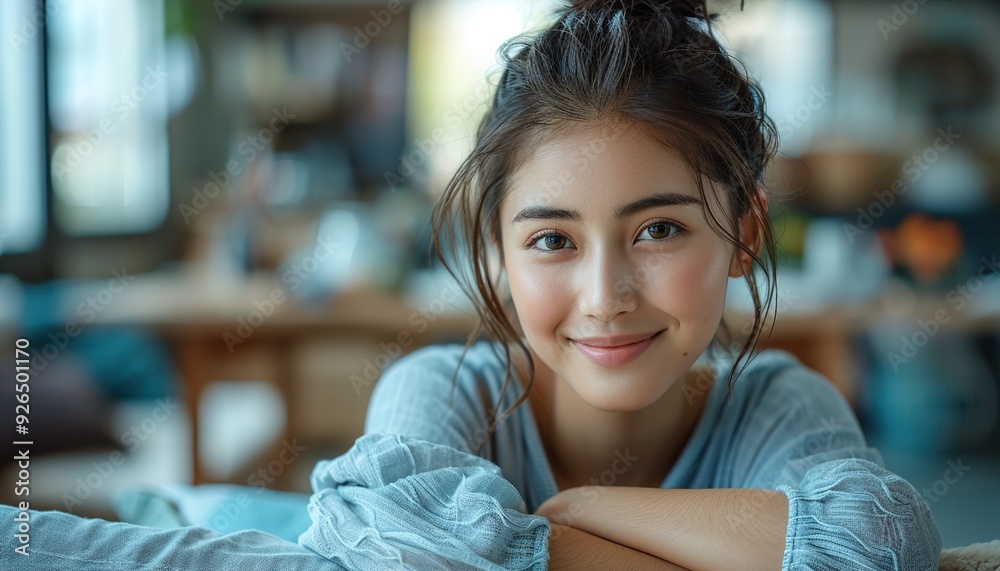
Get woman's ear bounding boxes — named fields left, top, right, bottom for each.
left=728, top=186, right=767, bottom=278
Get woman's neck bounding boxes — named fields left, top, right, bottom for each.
left=513, top=344, right=714, bottom=491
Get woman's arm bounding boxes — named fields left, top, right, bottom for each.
left=539, top=488, right=786, bottom=571
left=534, top=357, right=943, bottom=571
left=0, top=504, right=345, bottom=571
left=548, top=523, right=691, bottom=570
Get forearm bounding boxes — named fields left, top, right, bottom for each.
left=548, top=523, right=691, bottom=570
left=539, top=487, right=787, bottom=571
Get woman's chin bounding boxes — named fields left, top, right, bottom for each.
left=574, top=383, right=671, bottom=413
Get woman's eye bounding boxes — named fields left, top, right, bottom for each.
left=638, top=221, right=684, bottom=241
left=530, top=233, right=573, bottom=251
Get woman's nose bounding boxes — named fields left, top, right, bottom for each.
left=577, top=250, right=638, bottom=322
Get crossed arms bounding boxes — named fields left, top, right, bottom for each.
left=539, top=487, right=788, bottom=571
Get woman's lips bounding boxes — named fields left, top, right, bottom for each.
left=570, top=330, right=663, bottom=367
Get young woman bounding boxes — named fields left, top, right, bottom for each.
left=1, top=0, right=942, bottom=569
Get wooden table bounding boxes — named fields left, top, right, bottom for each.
left=85, top=269, right=481, bottom=484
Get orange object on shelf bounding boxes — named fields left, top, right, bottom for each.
left=877, top=212, right=963, bottom=284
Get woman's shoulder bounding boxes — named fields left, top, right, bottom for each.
left=734, top=349, right=836, bottom=395
left=720, top=348, right=850, bottom=413
left=705, top=349, right=876, bottom=487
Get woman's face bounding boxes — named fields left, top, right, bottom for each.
left=499, top=121, right=751, bottom=412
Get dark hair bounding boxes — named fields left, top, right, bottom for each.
left=430, top=0, right=778, bottom=453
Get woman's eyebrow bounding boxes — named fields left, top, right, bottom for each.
left=615, top=192, right=703, bottom=219
left=511, top=192, right=702, bottom=224
left=511, top=205, right=580, bottom=224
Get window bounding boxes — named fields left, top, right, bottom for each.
left=47, top=0, right=169, bottom=235
left=0, top=0, right=46, bottom=254
left=718, top=0, right=834, bottom=156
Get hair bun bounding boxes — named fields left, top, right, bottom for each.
left=566, top=0, right=722, bottom=21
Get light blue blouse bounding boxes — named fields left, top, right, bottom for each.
left=0, top=342, right=942, bottom=570
left=351, top=341, right=942, bottom=570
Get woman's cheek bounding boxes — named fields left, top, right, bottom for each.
left=506, top=260, right=568, bottom=334
left=645, top=247, right=729, bottom=323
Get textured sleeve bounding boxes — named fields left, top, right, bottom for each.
left=297, top=433, right=550, bottom=570
left=729, top=357, right=942, bottom=571
left=776, top=459, right=941, bottom=571
left=0, top=503, right=343, bottom=571
left=296, top=346, right=551, bottom=570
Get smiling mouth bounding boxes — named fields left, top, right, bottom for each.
left=570, top=330, right=664, bottom=367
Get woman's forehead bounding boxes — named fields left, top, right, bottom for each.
left=501, top=122, right=726, bottom=221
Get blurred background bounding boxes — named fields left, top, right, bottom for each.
left=0, top=0, right=998, bottom=549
